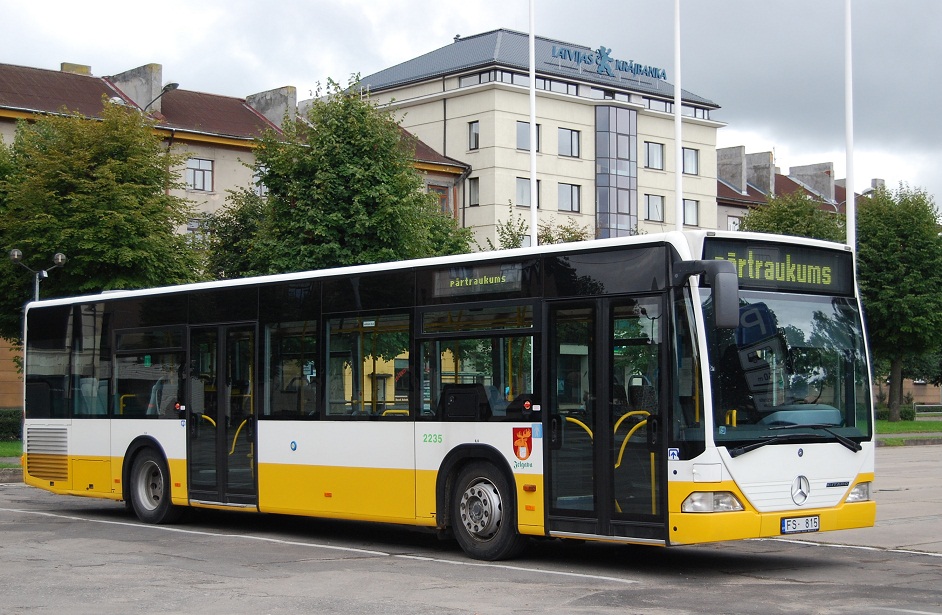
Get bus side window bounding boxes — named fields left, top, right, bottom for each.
left=420, top=335, right=536, bottom=422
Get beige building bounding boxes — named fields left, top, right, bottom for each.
left=0, top=60, right=468, bottom=411
left=358, top=29, right=724, bottom=246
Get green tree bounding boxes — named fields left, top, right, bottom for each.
left=482, top=203, right=592, bottom=251
left=539, top=216, right=592, bottom=245
left=0, top=101, right=202, bottom=343
left=857, top=184, right=942, bottom=421
left=739, top=191, right=845, bottom=242
left=202, top=189, right=267, bottom=279
left=483, top=203, right=530, bottom=251
left=212, top=78, right=471, bottom=277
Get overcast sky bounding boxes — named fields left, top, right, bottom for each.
left=3, top=0, right=939, bottom=202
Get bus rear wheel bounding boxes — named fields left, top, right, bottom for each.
left=129, top=448, right=182, bottom=524
left=452, top=462, right=526, bottom=560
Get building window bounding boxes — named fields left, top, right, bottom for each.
left=428, top=185, right=450, bottom=215
left=468, top=177, right=480, bottom=207
left=516, top=121, right=541, bottom=151
left=644, top=194, right=664, bottom=222
left=468, top=121, right=480, bottom=151
left=727, top=216, right=741, bottom=231
left=646, top=98, right=672, bottom=113
left=253, top=167, right=268, bottom=197
left=558, top=183, right=581, bottom=213
left=645, top=142, right=664, bottom=170
left=595, top=106, right=638, bottom=238
left=516, top=177, right=540, bottom=208
left=186, top=218, right=206, bottom=245
left=558, top=128, right=580, bottom=158
left=683, top=199, right=699, bottom=226
left=682, top=148, right=699, bottom=175
left=186, top=158, right=214, bottom=191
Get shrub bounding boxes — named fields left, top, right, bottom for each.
left=0, top=408, right=22, bottom=441
left=875, top=405, right=889, bottom=421
left=875, top=404, right=916, bottom=421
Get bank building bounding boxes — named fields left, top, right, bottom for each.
left=356, top=28, right=722, bottom=246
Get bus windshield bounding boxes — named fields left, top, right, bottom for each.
left=702, top=290, right=872, bottom=450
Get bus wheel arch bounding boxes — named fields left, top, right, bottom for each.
left=123, top=439, right=182, bottom=524
left=437, top=445, right=526, bottom=560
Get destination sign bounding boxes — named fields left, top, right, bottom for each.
left=703, top=239, right=854, bottom=296
left=433, top=263, right=523, bottom=298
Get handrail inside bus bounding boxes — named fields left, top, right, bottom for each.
left=119, top=394, right=136, bottom=415
left=613, top=410, right=650, bottom=437
left=564, top=416, right=593, bottom=440
left=230, top=419, right=249, bottom=455
left=614, top=419, right=648, bottom=470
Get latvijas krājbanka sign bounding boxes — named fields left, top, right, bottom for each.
left=550, top=44, right=667, bottom=81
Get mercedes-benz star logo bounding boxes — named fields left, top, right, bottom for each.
left=791, top=475, right=811, bottom=506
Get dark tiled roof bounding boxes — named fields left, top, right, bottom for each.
left=157, top=89, right=276, bottom=139
left=0, top=63, right=127, bottom=116
left=361, top=29, right=718, bottom=108
left=717, top=178, right=767, bottom=205
left=834, top=183, right=848, bottom=213
left=402, top=127, right=468, bottom=171
left=0, top=62, right=278, bottom=140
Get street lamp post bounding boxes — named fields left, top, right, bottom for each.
left=9, top=250, right=67, bottom=301
left=143, top=82, right=179, bottom=112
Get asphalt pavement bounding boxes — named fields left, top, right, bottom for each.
left=3, top=439, right=941, bottom=557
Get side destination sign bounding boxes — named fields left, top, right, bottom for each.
left=703, top=239, right=854, bottom=296
left=433, top=263, right=523, bottom=298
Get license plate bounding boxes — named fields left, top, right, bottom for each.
left=781, top=515, right=820, bottom=534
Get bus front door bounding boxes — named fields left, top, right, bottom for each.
left=187, top=325, right=257, bottom=506
left=547, top=298, right=666, bottom=544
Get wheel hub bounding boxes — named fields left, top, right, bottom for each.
left=459, top=478, right=502, bottom=540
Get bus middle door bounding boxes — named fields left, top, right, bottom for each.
left=187, top=325, right=257, bottom=506
left=547, top=297, right=667, bottom=544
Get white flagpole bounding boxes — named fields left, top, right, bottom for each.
left=529, top=0, right=538, bottom=248
left=844, top=0, right=856, bottom=248
left=674, top=0, right=684, bottom=232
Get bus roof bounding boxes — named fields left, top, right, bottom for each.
left=22, top=230, right=851, bottom=311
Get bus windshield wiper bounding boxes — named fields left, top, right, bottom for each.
left=727, top=432, right=821, bottom=458
left=770, top=423, right=862, bottom=453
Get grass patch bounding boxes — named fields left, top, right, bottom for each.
left=879, top=438, right=907, bottom=447
left=0, top=440, right=22, bottom=468
left=876, top=420, right=942, bottom=434
left=0, top=440, right=21, bottom=457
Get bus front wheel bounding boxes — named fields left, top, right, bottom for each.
left=451, top=462, right=526, bottom=560
left=129, top=448, right=182, bottom=524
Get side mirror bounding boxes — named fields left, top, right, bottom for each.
left=711, top=268, right=740, bottom=329
left=673, top=260, right=740, bottom=329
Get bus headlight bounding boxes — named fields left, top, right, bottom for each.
left=845, top=482, right=871, bottom=503
left=682, top=491, right=744, bottom=513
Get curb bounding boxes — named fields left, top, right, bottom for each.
left=877, top=438, right=942, bottom=447
left=0, top=467, right=22, bottom=483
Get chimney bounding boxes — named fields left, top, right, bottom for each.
left=717, top=146, right=747, bottom=194
left=61, top=63, right=91, bottom=76
left=246, top=86, right=297, bottom=128
left=789, top=162, right=835, bottom=203
left=746, top=152, right=775, bottom=197
left=109, top=64, right=164, bottom=112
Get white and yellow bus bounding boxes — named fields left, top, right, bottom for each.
left=21, top=231, right=875, bottom=560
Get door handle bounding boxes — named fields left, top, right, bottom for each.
left=647, top=416, right=659, bottom=448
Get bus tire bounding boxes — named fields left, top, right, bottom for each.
left=452, top=462, right=526, bottom=561
left=129, top=448, right=182, bottom=524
